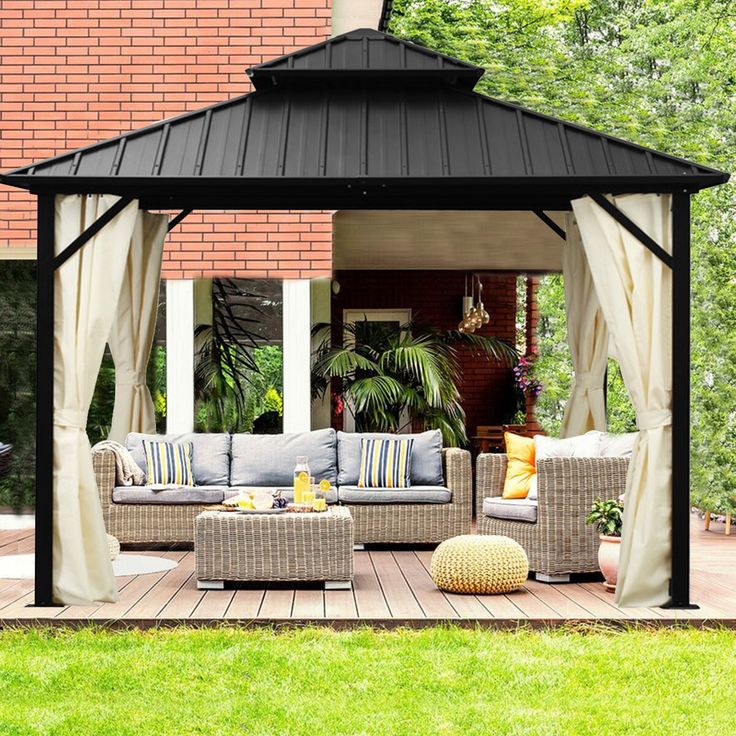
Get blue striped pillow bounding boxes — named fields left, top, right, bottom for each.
left=142, top=439, right=194, bottom=487
left=357, top=437, right=414, bottom=489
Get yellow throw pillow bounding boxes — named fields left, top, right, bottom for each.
left=502, top=432, right=536, bottom=499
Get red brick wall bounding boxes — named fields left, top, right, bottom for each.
left=332, top=270, right=519, bottom=437
left=0, top=0, right=332, bottom=279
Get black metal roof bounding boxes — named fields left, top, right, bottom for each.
left=248, top=28, right=483, bottom=90
left=2, top=29, right=728, bottom=211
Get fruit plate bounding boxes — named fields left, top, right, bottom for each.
left=234, top=508, right=286, bottom=514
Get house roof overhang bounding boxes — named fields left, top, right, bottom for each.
left=1, top=29, right=729, bottom=210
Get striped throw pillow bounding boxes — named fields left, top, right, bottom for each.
left=142, top=440, right=194, bottom=487
left=357, top=437, right=414, bottom=489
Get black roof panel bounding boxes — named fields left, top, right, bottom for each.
left=247, top=29, right=484, bottom=89
left=3, top=28, right=728, bottom=205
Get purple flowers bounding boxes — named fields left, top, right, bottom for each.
left=514, top=355, right=543, bottom=397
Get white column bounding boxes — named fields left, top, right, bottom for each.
left=165, top=279, right=194, bottom=434
left=283, top=279, right=312, bottom=433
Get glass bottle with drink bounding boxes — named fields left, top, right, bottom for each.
left=293, top=456, right=310, bottom=504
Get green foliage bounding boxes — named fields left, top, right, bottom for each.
left=0, top=262, right=36, bottom=510
left=244, top=345, right=284, bottom=425
left=586, top=497, right=625, bottom=537
left=1, top=627, right=736, bottom=735
left=533, top=274, right=573, bottom=435
left=313, top=319, right=516, bottom=446
left=262, top=387, right=283, bottom=416
left=195, top=346, right=284, bottom=433
left=148, top=346, right=167, bottom=434
left=88, top=346, right=167, bottom=445
left=194, top=279, right=262, bottom=432
left=87, top=357, right=116, bottom=445
left=391, top=0, right=736, bottom=509
left=534, top=274, right=636, bottom=435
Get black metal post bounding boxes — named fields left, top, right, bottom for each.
left=669, top=191, right=695, bottom=608
left=34, top=193, right=55, bottom=606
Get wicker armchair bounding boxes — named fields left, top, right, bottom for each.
left=346, top=448, right=473, bottom=545
left=476, top=453, right=628, bottom=580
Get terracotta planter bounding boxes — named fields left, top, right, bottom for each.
left=598, top=535, right=621, bottom=592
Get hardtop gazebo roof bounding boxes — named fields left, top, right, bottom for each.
left=2, top=29, right=727, bottom=211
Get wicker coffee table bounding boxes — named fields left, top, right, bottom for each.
left=194, top=507, right=354, bottom=590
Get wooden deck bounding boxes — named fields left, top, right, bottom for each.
left=1, top=516, right=734, bottom=627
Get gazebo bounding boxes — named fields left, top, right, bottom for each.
left=1, top=29, right=729, bottom=610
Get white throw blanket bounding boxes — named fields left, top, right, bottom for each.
left=92, top=440, right=145, bottom=486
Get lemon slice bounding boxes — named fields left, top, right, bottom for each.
left=298, top=471, right=309, bottom=483
left=319, top=479, right=331, bottom=492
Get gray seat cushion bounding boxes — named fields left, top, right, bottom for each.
left=224, top=486, right=338, bottom=504
left=112, top=486, right=225, bottom=505
left=126, top=433, right=231, bottom=486
left=338, top=485, right=451, bottom=505
left=337, top=430, right=444, bottom=486
left=230, top=429, right=337, bottom=487
left=483, top=497, right=538, bottom=523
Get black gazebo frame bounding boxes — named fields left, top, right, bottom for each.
left=1, top=29, right=729, bottom=609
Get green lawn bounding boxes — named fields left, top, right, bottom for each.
left=0, top=625, right=734, bottom=735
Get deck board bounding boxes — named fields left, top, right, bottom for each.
left=0, top=518, right=734, bottom=626
left=370, top=550, right=423, bottom=619
left=259, top=587, right=295, bottom=619
left=353, top=550, right=391, bottom=619
left=393, top=551, right=459, bottom=619
left=224, top=587, right=266, bottom=619
left=324, top=588, right=358, bottom=619
left=291, top=588, right=325, bottom=619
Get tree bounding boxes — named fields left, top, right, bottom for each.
left=390, top=0, right=736, bottom=508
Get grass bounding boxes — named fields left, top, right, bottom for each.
left=0, top=625, right=734, bottom=735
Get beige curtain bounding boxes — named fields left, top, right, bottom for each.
left=571, top=193, right=672, bottom=607
left=560, top=214, right=609, bottom=438
left=108, top=212, right=168, bottom=443
left=54, top=194, right=139, bottom=604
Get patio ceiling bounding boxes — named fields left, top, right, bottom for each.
left=2, top=29, right=727, bottom=212
left=333, top=210, right=565, bottom=271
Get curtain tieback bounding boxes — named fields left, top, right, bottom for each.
left=576, top=372, right=603, bottom=390
left=637, top=409, right=672, bottom=431
left=54, top=409, right=88, bottom=430
left=115, top=370, right=147, bottom=387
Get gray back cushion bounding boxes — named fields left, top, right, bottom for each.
left=125, top=433, right=231, bottom=486
left=337, top=430, right=444, bottom=486
left=230, top=429, right=337, bottom=487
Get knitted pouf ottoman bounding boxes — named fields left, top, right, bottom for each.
left=430, top=535, right=529, bottom=594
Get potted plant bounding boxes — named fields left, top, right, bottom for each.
left=585, top=497, right=624, bottom=592
left=311, top=318, right=516, bottom=447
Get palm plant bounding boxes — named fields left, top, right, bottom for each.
left=194, top=279, right=265, bottom=433
left=312, top=319, right=517, bottom=447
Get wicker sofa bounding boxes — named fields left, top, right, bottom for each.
left=476, top=453, right=628, bottom=581
left=93, top=429, right=472, bottom=546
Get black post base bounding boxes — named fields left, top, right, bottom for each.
left=660, top=601, right=700, bottom=610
